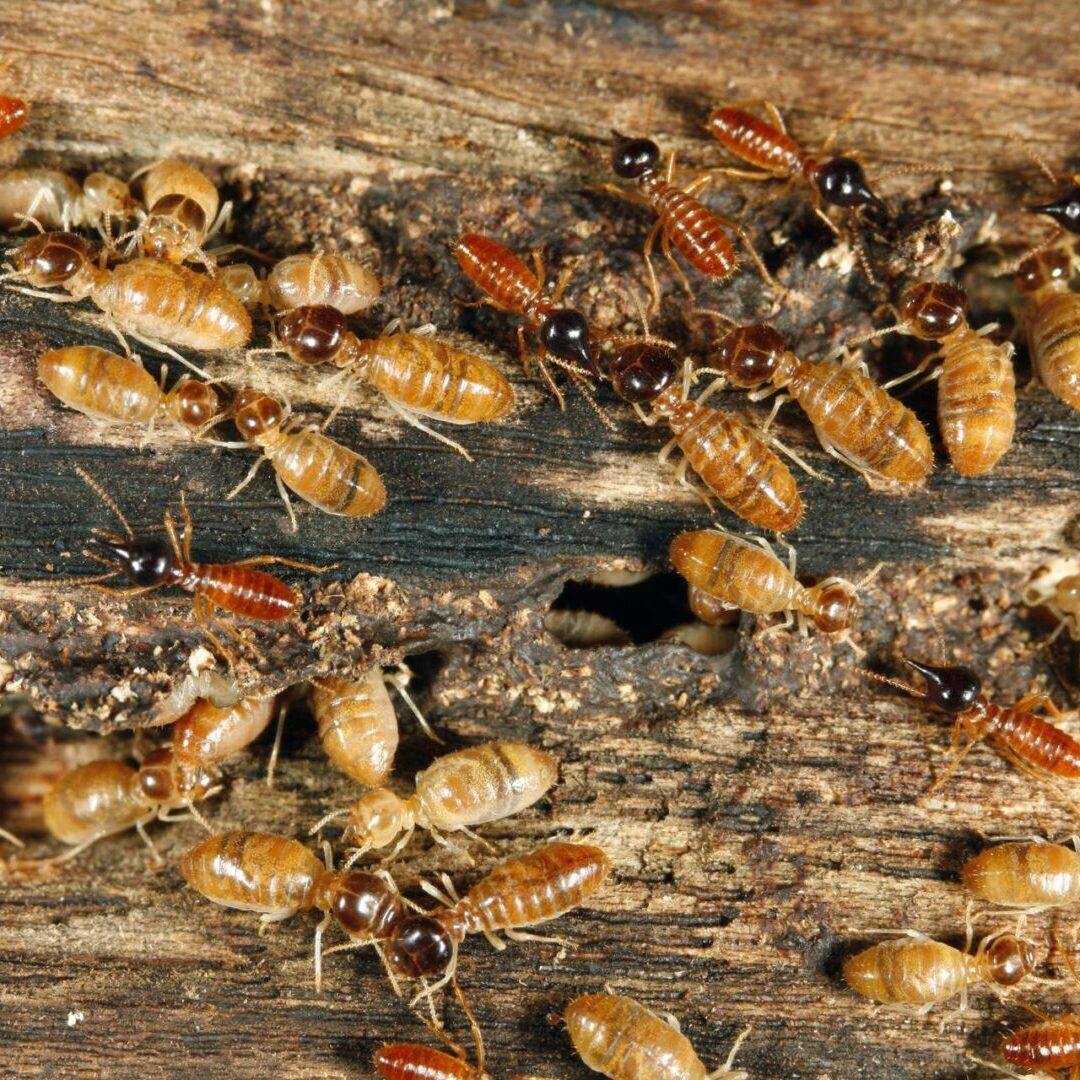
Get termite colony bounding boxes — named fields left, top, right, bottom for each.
left=0, top=70, right=1079, bottom=1080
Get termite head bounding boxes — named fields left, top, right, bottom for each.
left=344, top=788, right=413, bottom=851
left=712, top=324, right=785, bottom=389
left=1015, top=248, right=1071, bottom=294
left=815, top=157, right=886, bottom=213
left=539, top=308, right=594, bottom=372
left=1025, top=185, right=1080, bottom=235
left=806, top=581, right=859, bottom=633
left=82, top=173, right=136, bottom=219
left=90, top=534, right=176, bottom=587
left=897, top=282, right=968, bottom=340
left=142, top=195, right=206, bottom=260
left=387, top=914, right=455, bottom=978
left=984, top=933, right=1038, bottom=987
left=328, top=871, right=403, bottom=938
left=170, top=379, right=221, bottom=431
left=611, top=135, right=660, bottom=179
left=902, top=658, right=982, bottom=713
left=232, top=388, right=284, bottom=440
left=135, top=747, right=179, bottom=803
left=10, top=231, right=90, bottom=285
left=277, top=305, right=347, bottom=364
left=605, top=342, right=677, bottom=403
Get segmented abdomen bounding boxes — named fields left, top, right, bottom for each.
left=1003, top=1019, right=1080, bottom=1068
left=38, top=346, right=162, bottom=423
left=43, top=760, right=145, bottom=845
left=1028, top=290, right=1080, bottom=411
left=172, top=695, right=277, bottom=769
left=0, top=168, right=80, bottom=229
left=189, top=563, right=297, bottom=621
left=454, top=233, right=542, bottom=317
left=374, top=1044, right=485, bottom=1080
left=641, top=177, right=737, bottom=280
left=268, top=431, right=386, bottom=517
left=985, top=704, right=1080, bottom=777
left=312, top=671, right=399, bottom=787
left=707, top=107, right=803, bottom=176
left=842, top=939, right=968, bottom=1004
left=790, top=362, right=932, bottom=484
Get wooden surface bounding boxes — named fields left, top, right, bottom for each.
left=2, top=2, right=1080, bottom=1078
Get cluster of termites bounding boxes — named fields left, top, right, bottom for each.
left=5, top=76, right=1080, bottom=1078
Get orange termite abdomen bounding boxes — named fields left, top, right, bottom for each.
left=1002, top=1018, right=1080, bottom=1071
left=707, top=107, right=803, bottom=177
left=961, top=840, right=1080, bottom=908
left=374, top=1045, right=487, bottom=1080
left=0, top=95, right=29, bottom=140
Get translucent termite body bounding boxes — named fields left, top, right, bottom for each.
left=37, top=346, right=220, bottom=433
left=565, top=992, right=750, bottom=1080
left=222, top=253, right=381, bottom=314
left=130, top=158, right=228, bottom=266
left=712, top=323, right=933, bottom=486
left=229, top=388, right=386, bottom=527
left=331, top=741, right=558, bottom=857
left=8, top=231, right=252, bottom=354
left=603, top=342, right=803, bottom=532
left=961, top=840, right=1080, bottom=909
left=0, top=168, right=134, bottom=231
left=1016, top=248, right=1080, bottom=413
left=669, top=528, right=868, bottom=633
left=0, top=95, right=29, bottom=140
left=544, top=608, right=632, bottom=648
left=842, top=929, right=1038, bottom=1011
left=312, top=671, right=402, bottom=787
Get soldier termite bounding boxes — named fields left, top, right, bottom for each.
left=848, top=281, right=1016, bottom=476
left=1015, top=248, right=1080, bottom=413
left=709, top=322, right=934, bottom=487
left=179, top=829, right=411, bottom=990
left=962, top=839, right=1080, bottom=911
left=226, top=388, right=386, bottom=531
left=220, top=252, right=381, bottom=314
left=37, top=346, right=222, bottom=436
left=454, top=232, right=595, bottom=409
left=386, top=841, right=611, bottom=997
left=565, top=992, right=751, bottom=1080
left=0, top=95, right=28, bottom=141
left=270, top=304, right=515, bottom=459
left=669, top=527, right=879, bottom=637
left=601, top=341, right=804, bottom=531
left=58, top=466, right=329, bottom=664
left=3, top=231, right=251, bottom=374
left=0, top=168, right=135, bottom=233
left=312, top=740, right=558, bottom=862
left=842, top=927, right=1040, bottom=1013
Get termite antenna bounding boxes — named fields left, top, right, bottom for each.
left=73, top=465, right=134, bottom=538
left=308, top=808, right=352, bottom=836
left=862, top=668, right=926, bottom=699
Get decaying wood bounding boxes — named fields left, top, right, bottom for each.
left=2, top=2, right=1080, bottom=1078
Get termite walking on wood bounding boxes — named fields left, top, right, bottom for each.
left=565, top=992, right=751, bottom=1080
left=221, top=252, right=381, bottom=314
left=0, top=168, right=135, bottom=232
left=709, top=322, right=934, bottom=487
left=962, top=839, right=1080, bottom=911
left=1015, top=248, right=1080, bottom=413
left=55, top=466, right=329, bottom=664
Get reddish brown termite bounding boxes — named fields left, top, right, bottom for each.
left=57, top=466, right=328, bottom=664
left=849, top=281, right=1016, bottom=476
left=454, top=232, right=595, bottom=408
left=669, top=527, right=879, bottom=637
left=0, top=168, right=135, bottom=232
left=1024, top=557, right=1080, bottom=643
left=599, top=341, right=804, bottom=531
left=37, top=346, right=222, bottom=436
left=709, top=322, right=934, bottom=487
left=374, top=1044, right=557, bottom=1080
left=225, top=388, right=386, bottom=531
left=565, top=992, right=751, bottom=1080
left=962, top=839, right=1080, bottom=911
left=1015, top=248, right=1080, bottom=413
left=0, top=94, right=28, bottom=141
left=268, top=304, right=515, bottom=459
left=220, top=252, right=381, bottom=314
left=312, top=741, right=559, bottom=862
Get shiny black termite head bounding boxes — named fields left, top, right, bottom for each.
left=88, top=534, right=176, bottom=587
left=540, top=308, right=595, bottom=373
left=1025, top=184, right=1080, bottom=235
left=814, top=157, right=887, bottom=215
left=902, top=658, right=982, bottom=713
left=611, top=133, right=661, bottom=180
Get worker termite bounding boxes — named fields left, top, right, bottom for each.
left=454, top=232, right=595, bottom=408
left=221, top=252, right=381, bottom=314
left=848, top=281, right=1016, bottom=475
left=709, top=323, right=934, bottom=487
left=171, top=693, right=281, bottom=786
left=601, top=341, right=804, bottom=532
left=962, top=839, right=1080, bottom=911
left=313, top=740, right=558, bottom=861
left=599, top=133, right=776, bottom=307
left=0, top=94, right=28, bottom=141
left=842, top=927, right=1039, bottom=1012
left=4, top=231, right=251, bottom=373
left=669, top=527, right=879, bottom=637
left=270, top=304, right=515, bottom=458
left=227, top=388, right=386, bottom=531
left=1023, top=557, right=1080, bottom=643
left=180, top=829, right=410, bottom=989
left=1015, top=248, right=1080, bottom=413
left=58, top=466, right=328, bottom=664
left=385, top=841, right=611, bottom=996
left=0, top=168, right=135, bottom=232
left=544, top=608, right=632, bottom=648
left=37, top=346, right=222, bottom=436
left=311, top=666, right=437, bottom=789
left=565, top=992, right=751, bottom=1080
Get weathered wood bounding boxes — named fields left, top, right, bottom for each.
left=2, top=2, right=1080, bottom=1078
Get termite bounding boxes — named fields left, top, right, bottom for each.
left=842, top=927, right=1039, bottom=1012
left=271, top=305, right=515, bottom=458
left=601, top=341, right=804, bottom=531
left=59, top=465, right=328, bottom=664
left=374, top=1045, right=491, bottom=1080
left=37, top=346, right=222, bottom=435
left=313, top=740, right=558, bottom=861
left=544, top=608, right=632, bottom=648
left=669, top=527, right=878, bottom=636
left=1015, top=248, right=1080, bottom=413
left=599, top=133, right=775, bottom=307
left=180, top=829, right=409, bottom=989
left=454, top=232, right=595, bottom=408
left=849, top=281, right=1016, bottom=475
left=0, top=94, right=28, bottom=140
left=565, top=992, right=751, bottom=1080
left=171, top=693, right=280, bottom=786
left=226, top=387, right=386, bottom=531
left=311, top=666, right=437, bottom=788
left=709, top=323, right=934, bottom=487
left=386, top=841, right=611, bottom=995
left=221, top=252, right=381, bottom=314
left=962, top=839, right=1080, bottom=910
left=0, top=168, right=135, bottom=232
left=5, top=231, right=251, bottom=374
left=1023, top=557, right=1080, bottom=643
